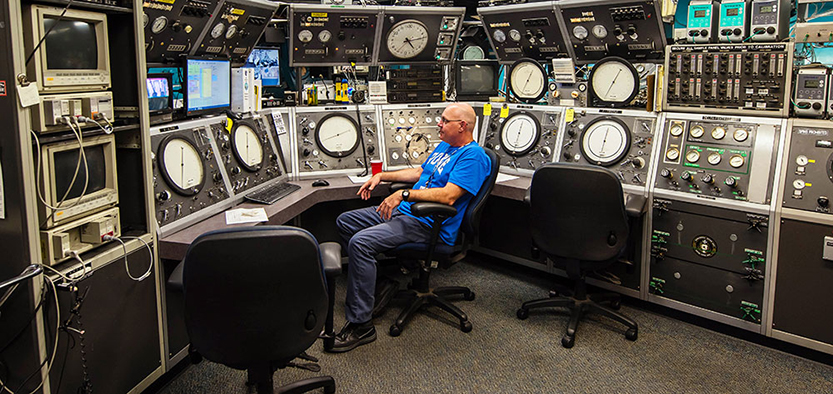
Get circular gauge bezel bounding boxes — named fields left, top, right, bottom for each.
left=579, top=116, right=632, bottom=166
left=315, top=113, right=361, bottom=158
left=734, top=128, right=749, bottom=142
left=499, top=111, right=541, bottom=157
left=669, top=123, right=684, bottom=137
left=157, top=135, right=205, bottom=196
left=686, top=149, right=701, bottom=163
left=711, top=126, right=726, bottom=140
left=690, top=125, right=705, bottom=138
left=572, top=25, right=588, bottom=40
left=588, top=56, right=639, bottom=107
left=730, top=154, right=745, bottom=168
left=507, top=58, right=547, bottom=104
left=386, top=19, right=429, bottom=59
left=461, top=45, right=485, bottom=60
left=225, top=24, right=238, bottom=39
left=666, top=147, right=680, bottom=161
left=509, top=29, right=522, bottom=42
left=298, top=29, right=313, bottom=43
left=319, top=30, right=332, bottom=43
left=151, top=16, right=168, bottom=34
left=211, top=23, right=225, bottom=39
left=230, top=122, right=264, bottom=172
left=143, top=13, right=149, bottom=29
left=493, top=29, right=506, bottom=43
left=707, top=152, right=722, bottom=165
left=592, top=25, right=608, bottom=39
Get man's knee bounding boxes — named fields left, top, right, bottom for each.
left=348, top=232, right=377, bottom=258
left=336, top=211, right=353, bottom=233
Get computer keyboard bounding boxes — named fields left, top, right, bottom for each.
left=245, top=182, right=301, bottom=205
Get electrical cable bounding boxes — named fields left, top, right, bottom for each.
left=24, top=0, right=75, bottom=67
left=106, top=236, right=152, bottom=282
left=31, top=120, right=89, bottom=214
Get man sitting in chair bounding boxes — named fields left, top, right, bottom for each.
left=331, top=102, right=490, bottom=353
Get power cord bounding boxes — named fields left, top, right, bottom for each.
left=103, top=235, right=152, bottom=281
left=24, top=0, right=75, bottom=66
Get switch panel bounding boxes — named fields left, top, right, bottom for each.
left=482, top=104, right=563, bottom=175
left=478, top=1, right=572, bottom=63
left=190, top=0, right=277, bottom=66
left=209, top=115, right=283, bottom=195
left=289, top=4, right=382, bottom=66
left=144, top=0, right=221, bottom=63
left=780, top=119, right=833, bottom=214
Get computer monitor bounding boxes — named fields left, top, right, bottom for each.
left=147, top=73, right=173, bottom=114
left=455, top=60, right=499, bottom=100
left=149, top=66, right=184, bottom=108
left=185, top=57, right=231, bottom=116
left=244, top=48, right=280, bottom=87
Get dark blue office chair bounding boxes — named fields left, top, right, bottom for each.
left=383, top=149, right=499, bottom=336
left=182, top=226, right=339, bottom=394
left=516, top=163, right=638, bottom=348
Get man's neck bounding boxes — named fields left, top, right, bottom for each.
left=449, top=136, right=474, bottom=147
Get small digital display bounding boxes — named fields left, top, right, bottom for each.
left=244, top=48, right=280, bottom=87
left=804, top=79, right=821, bottom=89
left=694, top=10, right=707, bottom=18
left=54, top=145, right=106, bottom=200
left=147, top=77, right=170, bottom=111
left=726, top=8, right=739, bottom=16
left=43, top=17, right=98, bottom=70
left=759, top=5, right=774, bottom=13
left=186, top=58, right=231, bottom=114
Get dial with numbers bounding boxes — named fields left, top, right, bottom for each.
left=500, top=113, right=540, bottom=156
left=589, top=57, right=638, bottom=106
left=158, top=136, right=205, bottom=196
left=210, top=23, right=225, bottom=39
left=508, top=59, right=547, bottom=103
left=386, top=20, right=429, bottom=59
left=316, top=114, right=360, bottom=157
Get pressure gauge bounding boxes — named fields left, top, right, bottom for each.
left=508, top=58, right=547, bottom=103
left=666, top=147, right=680, bottom=161
left=158, top=136, right=205, bottom=196
left=573, top=25, right=589, bottom=40
left=493, top=29, right=506, bottom=43
left=509, top=29, right=522, bottom=42
left=689, top=125, right=705, bottom=138
left=231, top=124, right=264, bottom=172
left=315, top=114, right=360, bottom=158
left=579, top=117, right=631, bottom=166
left=143, top=13, right=149, bottom=29
left=711, top=126, right=726, bottom=140
left=729, top=154, right=745, bottom=168
left=592, top=25, right=608, bottom=39
left=707, top=152, right=722, bottom=165
left=298, top=30, right=313, bottom=43
left=210, top=23, right=226, bottom=39
left=499, top=112, right=541, bottom=156
left=319, top=30, right=332, bottom=43
left=461, top=45, right=485, bottom=60
left=225, top=25, right=238, bottom=39
left=588, top=57, right=639, bottom=107
left=406, top=133, right=431, bottom=163
left=669, top=123, right=684, bottom=137
left=386, top=19, right=429, bottom=59
left=733, top=128, right=749, bottom=142
left=151, top=16, right=168, bottom=34
left=686, top=149, right=701, bottom=163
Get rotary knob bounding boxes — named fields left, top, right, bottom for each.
left=213, top=172, right=223, bottom=182
left=540, top=146, right=552, bottom=156
left=631, top=157, right=645, bottom=169
left=819, top=196, right=830, bottom=207
left=367, top=145, right=375, bottom=154
left=231, top=166, right=241, bottom=175
left=701, top=174, right=714, bottom=184
left=302, top=127, right=309, bottom=135
left=680, top=172, right=693, bottom=182
left=157, top=190, right=170, bottom=202
left=660, top=168, right=673, bottom=179
left=724, top=177, right=737, bottom=187
left=303, top=148, right=311, bottom=157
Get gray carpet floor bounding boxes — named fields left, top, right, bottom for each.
left=156, top=255, right=833, bottom=393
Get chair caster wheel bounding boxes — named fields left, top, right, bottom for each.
left=561, top=335, right=575, bottom=348
left=610, top=299, right=621, bottom=310
left=390, top=325, right=402, bottom=337
left=548, top=290, right=559, bottom=298
left=516, top=308, right=529, bottom=320
left=461, top=321, right=472, bottom=333
left=625, top=328, right=638, bottom=341
left=464, top=290, right=476, bottom=301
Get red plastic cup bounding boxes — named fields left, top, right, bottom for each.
left=371, top=160, right=383, bottom=175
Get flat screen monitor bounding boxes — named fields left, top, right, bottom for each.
left=456, top=60, right=499, bottom=100
left=244, top=48, right=280, bottom=87
left=147, top=73, right=173, bottom=113
left=185, top=58, right=231, bottom=116
left=149, top=66, right=184, bottom=108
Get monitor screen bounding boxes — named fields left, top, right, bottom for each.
left=43, top=17, right=98, bottom=69
left=147, top=76, right=171, bottom=111
left=54, top=145, right=107, bottom=200
left=244, top=48, right=280, bottom=87
left=186, top=58, right=231, bottom=114
left=457, top=61, right=498, bottom=99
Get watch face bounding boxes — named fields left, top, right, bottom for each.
left=231, top=124, right=264, bottom=172
left=509, top=60, right=546, bottom=102
left=590, top=57, right=638, bottom=105
left=315, top=114, right=360, bottom=158
left=158, top=136, right=205, bottom=196
left=499, top=112, right=540, bottom=156
left=386, top=19, right=429, bottom=59
left=579, top=117, right=631, bottom=166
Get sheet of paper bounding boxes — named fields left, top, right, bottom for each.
left=17, top=83, right=39, bottom=108
left=225, top=208, right=268, bottom=224
left=348, top=174, right=372, bottom=184
left=496, top=173, right=520, bottom=183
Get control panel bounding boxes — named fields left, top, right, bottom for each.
left=478, top=2, right=572, bottom=63
left=151, top=118, right=230, bottom=237
left=191, top=0, right=277, bottom=65
left=379, top=103, right=446, bottom=170
left=293, top=106, right=382, bottom=178
left=32, top=92, right=114, bottom=134
left=654, top=113, right=783, bottom=204
left=258, top=108, right=293, bottom=178
left=718, top=0, right=749, bottom=43
left=793, top=68, right=829, bottom=118
left=780, top=120, right=833, bottom=214
left=749, top=0, right=790, bottom=42
left=481, top=104, right=563, bottom=175
left=686, top=0, right=717, bottom=43
left=289, top=4, right=382, bottom=66
left=143, top=0, right=220, bottom=63
left=556, top=0, right=666, bottom=63
left=377, top=6, right=465, bottom=64
left=209, top=115, right=283, bottom=195
left=664, top=43, right=793, bottom=117
left=557, top=108, right=656, bottom=189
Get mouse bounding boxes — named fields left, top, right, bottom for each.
left=312, top=179, right=330, bottom=187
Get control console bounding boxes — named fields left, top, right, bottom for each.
left=143, top=0, right=220, bottom=63
left=481, top=104, right=563, bottom=175
left=191, top=0, right=277, bottom=65
left=379, top=103, right=448, bottom=170
left=478, top=1, right=572, bottom=63
left=780, top=119, right=833, bottom=214
left=289, top=4, right=382, bottom=66
left=209, top=114, right=283, bottom=195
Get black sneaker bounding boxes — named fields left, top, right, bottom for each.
left=328, top=321, right=376, bottom=353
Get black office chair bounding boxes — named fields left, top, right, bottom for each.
left=516, top=163, right=639, bottom=348
left=182, top=226, right=339, bottom=394
left=382, top=149, right=499, bottom=336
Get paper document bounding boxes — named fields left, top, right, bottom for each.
left=496, top=173, right=520, bottom=183
left=225, top=208, right=268, bottom=224
left=348, top=175, right=372, bottom=184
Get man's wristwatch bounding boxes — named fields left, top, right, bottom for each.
left=401, top=189, right=410, bottom=202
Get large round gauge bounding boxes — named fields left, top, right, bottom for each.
left=666, top=147, right=680, bottom=161
left=319, top=30, right=332, bottom=43
left=729, top=154, right=745, bottom=168
left=588, top=57, right=639, bottom=107
left=686, top=149, right=701, bottom=163
left=315, top=114, right=360, bottom=158
left=499, top=112, right=541, bottom=156
left=493, top=29, right=506, bottom=43
left=298, top=30, right=313, bottom=43
left=157, top=136, right=205, bottom=196
left=386, top=19, right=429, bottom=59
left=579, top=117, right=631, bottom=166
left=231, top=124, right=264, bottom=172
left=461, top=45, right=485, bottom=60
left=592, top=25, right=608, bottom=39
left=210, top=23, right=225, bottom=39
left=572, top=25, right=588, bottom=40
left=225, top=25, right=238, bottom=39
left=508, top=58, right=547, bottom=103
left=707, top=152, right=722, bottom=165
left=151, top=16, right=168, bottom=34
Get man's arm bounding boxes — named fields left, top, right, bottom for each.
left=376, top=182, right=467, bottom=220
left=357, top=167, right=422, bottom=200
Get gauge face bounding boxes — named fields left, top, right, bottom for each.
left=580, top=118, right=631, bottom=166
left=593, top=25, right=608, bottom=39
left=231, top=124, right=264, bottom=171
left=509, top=60, right=546, bottom=102
left=211, top=23, right=225, bottom=39
left=151, top=16, right=168, bottom=34
left=590, top=57, right=638, bottom=105
left=225, top=25, right=238, bottom=39
left=573, top=25, right=588, bottom=40
left=319, top=30, right=332, bottom=43
left=315, top=114, right=360, bottom=158
left=734, top=128, right=749, bottom=142
left=670, top=123, right=684, bottom=137
left=500, top=113, right=540, bottom=156
left=386, top=20, right=429, bottom=59
left=707, top=152, right=722, bottom=165
left=159, top=137, right=205, bottom=196
left=711, top=126, right=726, bottom=140
left=509, top=29, right=522, bottom=42
left=405, top=133, right=431, bottom=163
left=462, top=45, right=485, bottom=60
left=143, top=13, right=149, bottom=29
left=690, top=125, right=705, bottom=138
left=729, top=154, right=745, bottom=168
left=686, top=149, right=701, bottom=163
left=298, top=30, right=313, bottom=43
left=796, top=155, right=809, bottom=166
left=666, top=147, right=680, bottom=161
left=493, top=29, right=506, bottom=43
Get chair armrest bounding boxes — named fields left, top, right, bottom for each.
left=410, top=202, right=457, bottom=218
left=319, top=242, right=342, bottom=278
left=524, top=187, right=531, bottom=206
left=625, top=194, right=647, bottom=219
left=167, top=261, right=185, bottom=292
left=389, top=183, right=414, bottom=193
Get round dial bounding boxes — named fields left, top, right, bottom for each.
left=711, top=126, right=726, bottom=140
left=509, top=29, right=522, bottom=42
left=707, top=152, right=722, bottom=165
left=666, top=147, right=680, bottom=161
left=386, top=20, right=429, bottom=59
left=690, top=125, right=705, bottom=138
left=579, top=117, right=631, bottom=166
left=573, top=25, right=588, bottom=40
left=151, top=16, right=168, bottom=34
left=319, top=30, right=332, bottom=43
left=592, top=25, right=608, bottom=39
left=734, top=128, right=749, bottom=142
left=669, top=123, right=684, bottom=137
left=158, top=136, right=205, bottom=196
left=143, top=13, right=149, bottom=29
left=461, top=45, right=485, bottom=60
left=298, top=30, right=313, bottom=43
left=405, top=133, right=431, bottom=163
left=508, top=59, right=547, bottom=103
left=493, top=29, right=506, bottom=43
left=225, top=25, right=238, bottom=39
left=315, top=114, right=360, bottom=158
left=210, top=23, right=225, bottom=39
left=499, top=112, right=541, bottom=156
left=589, top=57, right=638, bottom=106
left=729, top=154, right=745, bottom=168
left=686, top=149, right=701, bottom=163
left=231, top=124, right=264, bottom=172
left=796, top=155, right=809, bottom=166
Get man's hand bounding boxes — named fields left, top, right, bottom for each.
left=357, top=174, right=383, bottom=200
left=376, top=191, right=404, bottom=220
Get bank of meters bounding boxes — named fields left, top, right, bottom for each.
left=687, top=0, right=718, bottom=43
left=481, top=104, right=563, bottom=175
left=718, top=0, right=749, bottom=42
left=208, top=115, right=283, bottom=196
left=294, top=106, right=382, bottom=178
left=780, top=120, right=833, bottom=213
left=749, top=0, right=790, bottom=41
left=793, top=68, right=829, bottom=118
left=380, top=104, right=447, bottom=170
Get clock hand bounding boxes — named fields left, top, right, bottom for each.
left=604, top=69, right=623, bottom=98
left=405, top=37, right=415, bottom=49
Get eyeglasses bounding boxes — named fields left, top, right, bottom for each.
left=440, top=117, right=465, bottom=125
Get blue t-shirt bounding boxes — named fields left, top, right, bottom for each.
left=398, top=141, right=491, bottom=245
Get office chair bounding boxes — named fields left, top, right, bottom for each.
left=182, top=226, right=339, bottom=394
left=516, top=163, right=639, bottom=348
left=383, top=149, right=499, bottom=336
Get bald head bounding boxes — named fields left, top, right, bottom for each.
left=445, top=103, right=477, bottom=133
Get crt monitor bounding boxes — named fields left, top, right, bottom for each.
left=455, top=60, right=499, bottom=100
left=185, top=58, right=231, bottom=116
left=244, top=48, right=280, bottom=87
left=147, top=73, right=173, bottom=113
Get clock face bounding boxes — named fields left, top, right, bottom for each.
left=579, top=118, right=631, bottom=166
left=500, top=113, right=540, bottom=156
left=315, top=114, right=360, bottom=158
left=590, top=58, right=638, bottom=105
left=159, top=136, right=205, bottom=196
left=386, top=20, right=429, bottom=59
left=231, top=124, right=264, bottom=171
left=509, top=60, right=546, bottom=102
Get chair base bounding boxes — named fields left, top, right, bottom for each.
left=517, top=291, right=638, bottom=348
left=388, top=286, right=475, bottom=337
left=246, top=365, right=335, bottom=394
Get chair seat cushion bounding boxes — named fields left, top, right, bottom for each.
left=390, top=242, right=459, bottom=260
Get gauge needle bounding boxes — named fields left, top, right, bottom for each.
left=600, top=127, right=610, bottom=155
left=323, top=130, right=351, bottom=141
left=604, top=69, right=622, bottom=98
left=246, top=134, right=250, bottom=163
left=513, top=122, right=524, bottom=148
left=522, top=72, right=532, bottom=92
left=405, top=37, right=415, bottom=49
left=180, top=146, right=185, bottom=185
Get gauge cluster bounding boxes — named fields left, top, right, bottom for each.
left=209, top=115, right=284, bottom=195
left=478, top=1, right=572, bottom=63
left=377, top=6, right=465, bottom=64
left=143, top=0, right=221, bottom=63
left=191, top=0, right=277, bottom=65
left=289, top=4, right=382, bottom=66
left=780, top=120, right=833, bottom=215
left=481, top=104, right=563, bottom=175
left=654, top=113, right=784, bottom=204
left=379, top=103, right=448, bottom=170
left=294, top=106, right=382, bottom=178
left=557, top=108, right=656, bottom=189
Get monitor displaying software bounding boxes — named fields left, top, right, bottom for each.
left=244, top=48, right=280, bottom=87
left=186, top=58, right=231, bottom=115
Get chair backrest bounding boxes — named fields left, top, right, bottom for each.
left=529, top=163, right=628, bottom=263
left=459, top=148, right=500, bottom=246
left=183, top=226, right=328, bottom=368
